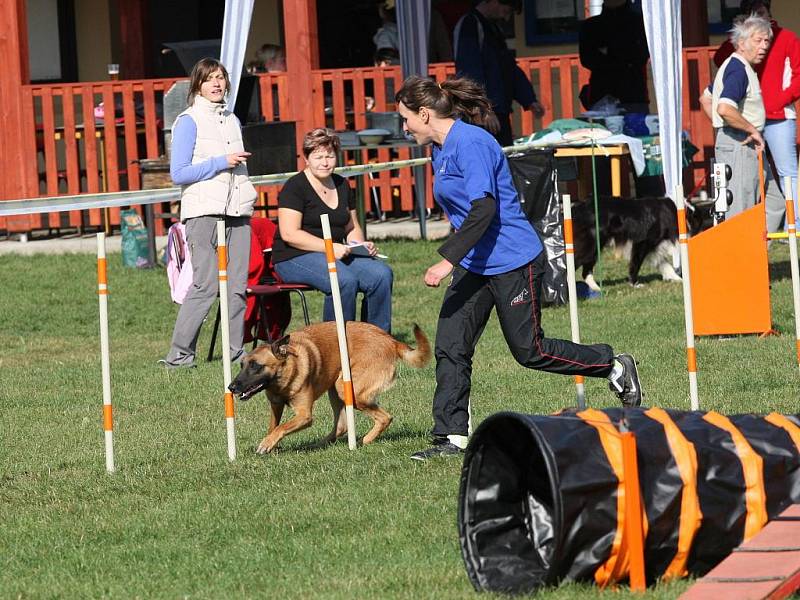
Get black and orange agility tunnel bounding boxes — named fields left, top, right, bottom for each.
left=458, top=408, right=800, bottom=594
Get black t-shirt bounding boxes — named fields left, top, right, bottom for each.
left=271, top=172, right=356, bottom=263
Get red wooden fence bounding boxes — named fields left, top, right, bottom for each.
left=6, top=49, right=727, bottom=234
left=682, top=46, right=717, bottom=192
left=19, top=78, right=178, bottom=232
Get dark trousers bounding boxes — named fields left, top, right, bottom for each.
left=431, top=253, right=615, bottom=438
left=493, top=112, right=514, bottom=147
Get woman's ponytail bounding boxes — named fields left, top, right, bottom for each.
left=395, top=75, right=495, bottom=127
left=439, top=78, right=494, bottom=128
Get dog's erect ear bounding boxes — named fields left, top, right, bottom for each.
left=270, top=335, right=293, bottom=359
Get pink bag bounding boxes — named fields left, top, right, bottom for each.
left=166, top=222, right=193, bottom=304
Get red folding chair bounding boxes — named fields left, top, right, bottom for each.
left=207, top=217, right=314, bottom=361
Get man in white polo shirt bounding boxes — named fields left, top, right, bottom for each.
left=701, top=14, right=772, bottom=217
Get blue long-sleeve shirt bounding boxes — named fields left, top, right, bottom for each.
left=169, top=114, right=230, bottom=185
left=454, top=10, right=536, bottom=115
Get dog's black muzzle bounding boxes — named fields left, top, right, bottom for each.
left=228, top=373, right=270, bottom=401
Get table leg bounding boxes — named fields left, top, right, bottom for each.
left=611, top=156, right=621, bottom=197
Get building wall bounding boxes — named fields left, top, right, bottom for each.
left=771, top=1, right=800, bottom=34
left=75, top=0, right=113, bottom=82
left=709, top=0, right=800, bottom=46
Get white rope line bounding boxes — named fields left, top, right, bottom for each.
left=0, top=141, right=555, bottom=218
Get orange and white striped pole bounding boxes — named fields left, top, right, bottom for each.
left=96, top=233, right=115, bottom=473
left=782, top=176, right=800, bottom=373
left=321, top=214, right=357, bottom=450
left=675, top=184, right=700, bottom=410
left=562, top=194, right=586, bottom=409
left=216, top=220, right=236, bottom=461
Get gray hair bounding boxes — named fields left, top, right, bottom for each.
left=729, top=13, right=773, bottom=48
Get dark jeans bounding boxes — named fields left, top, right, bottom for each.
left=431, top=253, right=615, bottom=438
left=274, top=251, right=393, bottom=332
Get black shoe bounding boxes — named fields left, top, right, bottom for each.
left=608, top=353, right=643, bottom=407
left=410, top=440, right=465, bottom=461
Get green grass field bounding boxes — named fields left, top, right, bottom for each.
left=1, top=240, right=798, bottom=599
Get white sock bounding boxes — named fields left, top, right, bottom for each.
left=608, top=359, right=624, bottom=392
left=447, top=434, right=469, bottom=449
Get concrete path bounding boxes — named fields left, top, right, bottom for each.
left=0, top=217, right=450, bottom=256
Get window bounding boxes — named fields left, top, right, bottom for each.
left=524, top=0, right=585, bottom=45
left=27, top=0, right=78, bottom=82
left=524, top=0, right=643, bottom=45
left=708, top=0, right=741, bottom=33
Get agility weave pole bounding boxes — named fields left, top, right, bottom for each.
left=216, top=220, right=236, bottom=462
left=561, top=194, right=586, bottom=409
left=783, top=176, right=800, bottom=373
left=96, top=233, right=115, bottom=473
left=675, top=184, right=700, bottom=410
left=320, top=214, right=357, bottom=450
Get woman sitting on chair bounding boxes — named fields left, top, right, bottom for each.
left=271, top=128, right=393, bottom=332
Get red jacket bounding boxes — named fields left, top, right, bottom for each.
left=713, top=21, right=800, bottom=119
left=243, top=217, right=292, bottom=343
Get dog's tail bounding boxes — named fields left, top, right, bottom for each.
left=396, top=324, right=432, bottom=369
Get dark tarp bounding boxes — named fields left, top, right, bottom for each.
left=507, top=149, right=566, bottom=305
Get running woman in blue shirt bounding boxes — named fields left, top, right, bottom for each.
left=396, top=76, right=643, bottom=460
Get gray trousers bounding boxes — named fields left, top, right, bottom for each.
left=165, top=215, right=251, bottom=365
left=765, top=164, right=786, bottom=233
left=715, top=126, right=760, bottom=219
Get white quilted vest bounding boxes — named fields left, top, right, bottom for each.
left=176, top=94, right=257, bottom=220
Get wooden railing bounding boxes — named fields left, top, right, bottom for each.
left=9, top=48, right=731, bottom=234
left=682, top=46, right=717, bottom=192
left=311, top=64, right=438, bottom=214
left=20, top=78, right=177, bottom=232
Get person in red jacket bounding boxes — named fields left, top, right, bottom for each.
left=713, top=0, right=800, bottom=232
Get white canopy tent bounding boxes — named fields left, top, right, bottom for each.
left=220, top=0, right=255, bottom=110
left=641, top=0, right=683, bottom=204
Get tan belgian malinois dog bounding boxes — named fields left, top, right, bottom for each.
left=229, top=321, right=431, bottom=453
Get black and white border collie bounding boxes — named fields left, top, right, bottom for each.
left=571, top=196, right=682, bottom=291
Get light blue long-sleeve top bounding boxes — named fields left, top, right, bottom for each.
left=169, top=114, right=230, bottom=185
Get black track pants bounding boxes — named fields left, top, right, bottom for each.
left=431, top=253, right=615, bottom=438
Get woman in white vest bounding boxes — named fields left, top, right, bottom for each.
left=160, top=58, right=257, bottom=368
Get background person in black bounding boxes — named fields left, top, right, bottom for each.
left=454, top=0, right=545, bottom=146
left=578, top=0, right=650, bottom=113
left=271, top=128, right=394, bottom=333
